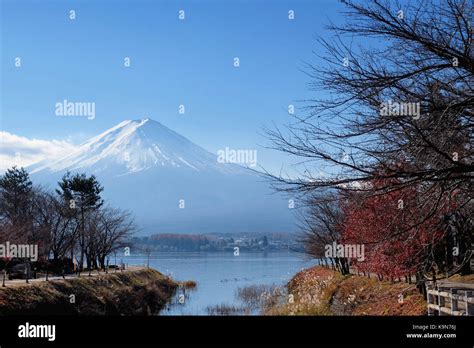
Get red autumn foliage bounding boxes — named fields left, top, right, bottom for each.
left=341, top=179, right=447, bottom=278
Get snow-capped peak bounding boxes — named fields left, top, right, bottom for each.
left=30, top=118, right=241, bottom=176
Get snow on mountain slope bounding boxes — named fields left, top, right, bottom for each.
left=31, top=118, right=244, bottom=176
left=29, top=119, right=296, bottom=234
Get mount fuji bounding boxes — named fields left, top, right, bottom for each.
left=29, top=119, right=296, bottom=234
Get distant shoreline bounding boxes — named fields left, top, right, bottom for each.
left=129, top=233, right=304, bottom=253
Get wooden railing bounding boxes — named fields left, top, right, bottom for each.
left=426, top=281, right=474, bottom=316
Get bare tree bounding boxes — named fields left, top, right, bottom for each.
left=267, top=0, right=472, bottom=202
left=266, top=0, right=473, bottom=273
left=298, top=193, right=350, bottom=274
left=32, top=190, right=75, bottom=261
left=87, top=207, right=136, bottom=270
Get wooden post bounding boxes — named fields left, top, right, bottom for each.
left=451, top=289, right=457, bottom=315
left=46, top=269, right=49, bottom=281
left=2, top=270, right=6, bottom=287
left=427, top=285, right=432, bottom=316
left=25, top=263, right=29, bottom=284
left=438, top=286, right=445, bottom=315
left=465, top=290, right=472, bottom=316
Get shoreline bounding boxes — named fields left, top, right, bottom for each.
left=266, top=266, right=427, bottom=316
left=0, top=268, right=179, bottom=315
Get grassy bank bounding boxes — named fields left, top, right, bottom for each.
left=266, top=266, right=426, bottom=315
left=0, top=268, right=179, bottom=315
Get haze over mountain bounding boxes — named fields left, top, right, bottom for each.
left=29, top=119, right=297, bottom=234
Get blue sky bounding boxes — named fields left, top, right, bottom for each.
left=1, top=0, right=345, bottom=174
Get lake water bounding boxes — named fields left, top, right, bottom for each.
left=126, top=251, right=317, bottom=315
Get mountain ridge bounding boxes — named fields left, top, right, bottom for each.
left=27, top=118, right=296, bottom=234
left=30, top=118, right=247, bottom=176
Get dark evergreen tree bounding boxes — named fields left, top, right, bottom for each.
left=56, top=172, right=104, bottom=270
left=0, top=166, right=33, bottom=226
left=0, top=166, right=34, bottom=243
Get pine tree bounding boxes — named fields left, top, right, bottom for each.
left=56, top=172, right=103, bottom=271
left=0, top=166, right=34, bottom=241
